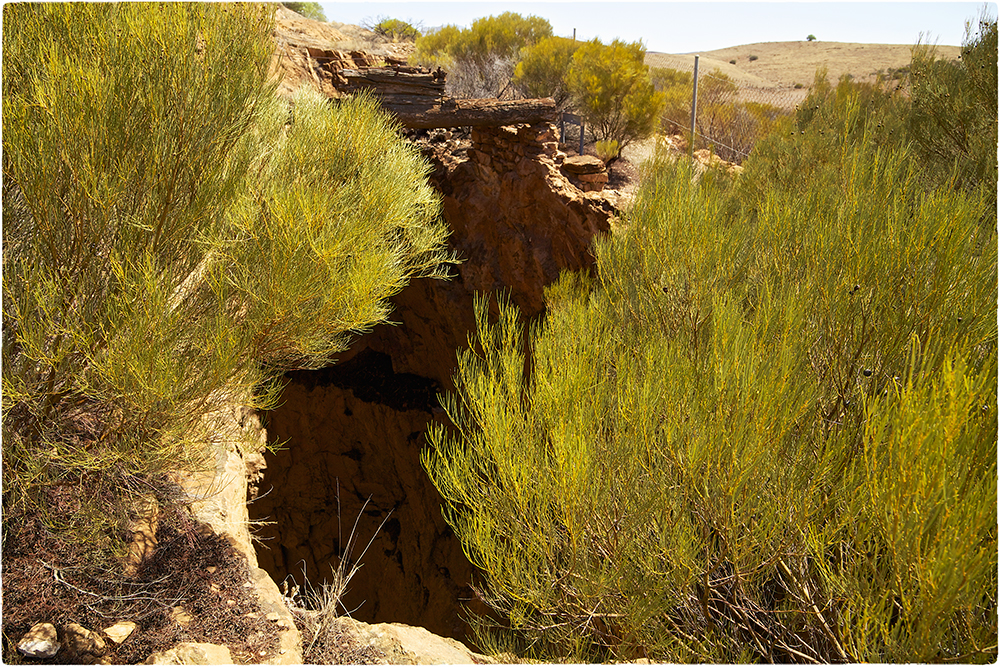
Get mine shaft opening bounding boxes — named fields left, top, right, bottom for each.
left=248, top=349, right=479, bottom=642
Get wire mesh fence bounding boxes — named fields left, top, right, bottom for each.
left=657, top=56, right=809, bottom=164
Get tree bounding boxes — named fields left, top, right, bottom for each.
left=283, top=2, right=326, bottom=22
left=412, top=24, right=463, bottom=69
left=807, top=33, right=817, bottom=41
left=907, top=10, right=997, bottom=198
left=364, top=16, right=421, bottom=42
left=413, top=12, right=552, bottom=98
left=566, top=39, right=664, bottom=156
left=512, top=36, right=581, bottom=111
left=2, top=3, right=452, bottom=566
left=423, top=26, right=997, bottom=663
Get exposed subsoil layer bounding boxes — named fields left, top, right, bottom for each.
left=249, top=349, right=480, bottom=643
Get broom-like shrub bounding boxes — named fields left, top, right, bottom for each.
left=423, top=21, right=997, bottom=663
left=2, top=2, right=452, bottom=565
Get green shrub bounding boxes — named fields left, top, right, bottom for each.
left=907, top=10, right=997, bottom=199
left=367, top=16, right=420, bottom=42
left=413, top=12, right=552, bottom=98
left=594, top=139, right=620, bottom=162
left=729, top=59, right=737, bottom=64
left=424, top=33, right=997, bottom=663
left=512, top=36, right=581, bottom=111
left=282, top=2, right=326, bottom=22
left=651, top=66, right=693, bottom=135
left=2, top=3, right=452, bottom=567
left=794, top=82, right=804, bottom=89
left=566, top=39, right=664, bottom=152
left=807, top=34, right=817, bottom=41
left=412, top=24, right=459, bottom=64
left=749, top=54, right=759, bottom=61
left=656, top=67, right=784, bottom=161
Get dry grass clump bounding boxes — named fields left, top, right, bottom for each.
left=281, top=495, right=395, bottom=664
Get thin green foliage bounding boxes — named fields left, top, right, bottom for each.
left=907, top=9, right=998, bottom=200
left=566, top=39, right=664, bottom=154
left=412, top=12, right=552, bottom=99
left=654, top=66, right=785, bottom=161
left=2, top=3, right=452, bottom=566
left=512, top=36, right=581, bottom=112
left=424, top=22, right=997, bottom=662
left=365, top=16, right=421, bottom=42
left=282, top=2, right=327, bottom=22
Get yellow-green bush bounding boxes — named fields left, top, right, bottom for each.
left=651, top=66, right=693, bottom=134
left=907, top=11, right=997, bottom=199
left=423, top=25, right=997, bottom=662
left=566, top=39, right=664, bottom=153
left=412, top=12, right=552, bottom=98
left=512, top=36, right=581, bottom=111
left=282, top=2, right=326, bottom=22
left=2, top=3, right=451, bottom=565
left=367, top=16, right=420, bottom=42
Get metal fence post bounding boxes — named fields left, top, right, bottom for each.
left=579, top=121, right=585, bottom=155
left=690, top=54, right=699, bottom=156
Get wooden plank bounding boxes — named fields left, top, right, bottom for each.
left=383, top=98, right=557, bottom=129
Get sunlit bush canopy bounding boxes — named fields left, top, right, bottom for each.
left=424, top=14, right=997, bottom=663
left=2, top=2, right=452, bottom=563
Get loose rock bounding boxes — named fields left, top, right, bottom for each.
left=62, top=622, right=108, bottom=664
left=562, top=154, right=607, bottom=174
left=171, top=606, right=194, bottom=627
left=17, top=622, right=60, bottom=659
left=144, top=642, right=233, bottom=665
left=104, top=621, right=137, bottom=644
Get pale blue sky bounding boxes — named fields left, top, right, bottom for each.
left=318, top=1, right=992, bottom=53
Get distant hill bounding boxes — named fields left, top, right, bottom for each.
left=647, top=40, right=962, bottom=88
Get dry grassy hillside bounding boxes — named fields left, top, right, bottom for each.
left=647, top=40, right=962, bottom=110
left=649, top=40, right=961, bottom=87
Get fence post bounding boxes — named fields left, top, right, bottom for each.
left=690, top=54, right=699, bottom=156
left=573, top=28, right=576, bottom=41
left=579, top=120, right=585, bottom=155
left=560, top=112, right=566, bottom=143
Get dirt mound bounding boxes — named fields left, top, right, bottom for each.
left=273, top=6, right=414, bottom=62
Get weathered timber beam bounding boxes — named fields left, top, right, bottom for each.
left=384, top=97, right=556, bottom=129
left=342, top=68, right=445, bottom=86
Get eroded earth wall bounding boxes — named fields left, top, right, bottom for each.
left=249, top=122, right=616, bottom=641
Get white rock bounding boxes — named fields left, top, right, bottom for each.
left=17, top=622, right=60, bottom=659
left=144, top=642, right=233, bottom=665
left=104, top=621, right=137, bottom=644
left=171, top=606, right=194, bottom=627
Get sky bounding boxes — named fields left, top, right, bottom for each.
left=318, top=1, right=992, bottom=53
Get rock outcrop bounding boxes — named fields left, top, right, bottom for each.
left=331, top=618, right=495, bottom=664
left=251, top=358, right=478, bottom=641
left=561, top=154, right=611, bottom=192
left=170, top=403, right=302, bottom=664
left=269, top=6, right=412, bottom=100
left=345, top=123, right=616, bottom=386
left=144, top=642, right=234, bottom=665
